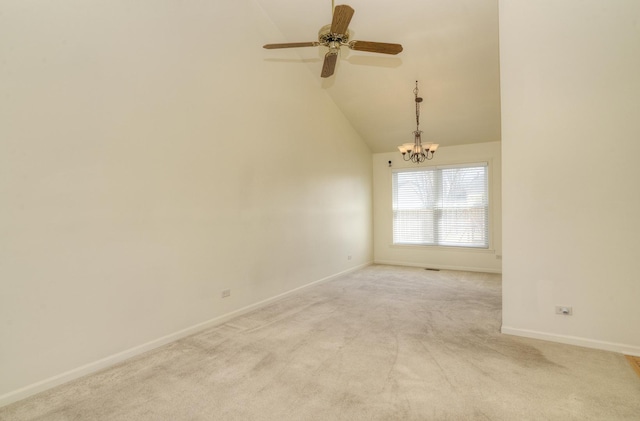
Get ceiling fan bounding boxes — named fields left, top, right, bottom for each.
left=263, top=4, right=403, bottom=78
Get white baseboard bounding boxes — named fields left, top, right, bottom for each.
left=0, top=262, right=371, bottom=408
left=501, top=326, right=640, bottom=357
left=374, top=259, right=502, bottom=274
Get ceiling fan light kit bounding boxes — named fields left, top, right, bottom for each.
left=398, top=81, right=439, bottom=163
left=262, top=4, right=403, bottom=78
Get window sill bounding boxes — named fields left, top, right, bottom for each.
left=389, top=243, right=496, bottom=254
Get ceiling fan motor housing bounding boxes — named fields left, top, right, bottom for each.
left=318, top=24, right=351, bottom=46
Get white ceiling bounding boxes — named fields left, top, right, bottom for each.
left=255, top=0, right=501, bottom=153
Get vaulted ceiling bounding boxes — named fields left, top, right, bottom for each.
left=255, top=0, right=501, bottom=153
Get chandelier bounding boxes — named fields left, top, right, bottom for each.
left=397, top=81, right=439, bottom=163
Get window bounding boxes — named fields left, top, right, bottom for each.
left=392, top=163, right=489, bottom=248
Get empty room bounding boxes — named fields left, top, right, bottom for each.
left=1, top=0, right=639, bottom=419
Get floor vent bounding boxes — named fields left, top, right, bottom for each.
left=425, top=268, right=440, bottom=271
left=626, top=355, right=640, bottom=378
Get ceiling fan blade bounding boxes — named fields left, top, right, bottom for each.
left=321, top=53, right=338, bottom=78
left=263, top=42, right=320, bottom=49
left=348, top=41, right=403, bottom=55
left=330, top=5, right=354, bottom=35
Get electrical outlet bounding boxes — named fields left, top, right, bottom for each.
left=222, top=289, right=231, bottom=298
left=555, top=306, right=572, bottom=315
left=347, top=255, right=352, bottom=260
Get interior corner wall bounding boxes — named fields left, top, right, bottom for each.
left=499, top=0, right=640, bottom=355
left=373, top=142, right=502, bottom=274
left=0, top=0, right=373, bottom=404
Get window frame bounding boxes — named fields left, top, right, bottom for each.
left=391, top=162, right=491, bottom=250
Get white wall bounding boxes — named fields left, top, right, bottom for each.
left=0, top=0, right=373, bottom=403
left=500, top=0, right=640, bottom=355
left=373, top=142, right=502, bottom=273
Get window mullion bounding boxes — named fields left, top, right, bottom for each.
left=433, top=168, right=442, bottom=245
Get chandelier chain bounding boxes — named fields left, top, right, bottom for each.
left=414, top=81, right=420, bottom=130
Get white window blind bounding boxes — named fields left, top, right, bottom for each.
left=392, top=163, right=489, bottom=248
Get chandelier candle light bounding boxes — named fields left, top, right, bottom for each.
left=398, top=81, right=439, bottom=163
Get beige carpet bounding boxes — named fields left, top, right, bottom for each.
left=1, top=265, right=639, bottom=420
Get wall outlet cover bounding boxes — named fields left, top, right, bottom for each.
left=555, top=306, right=573, bottom=315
